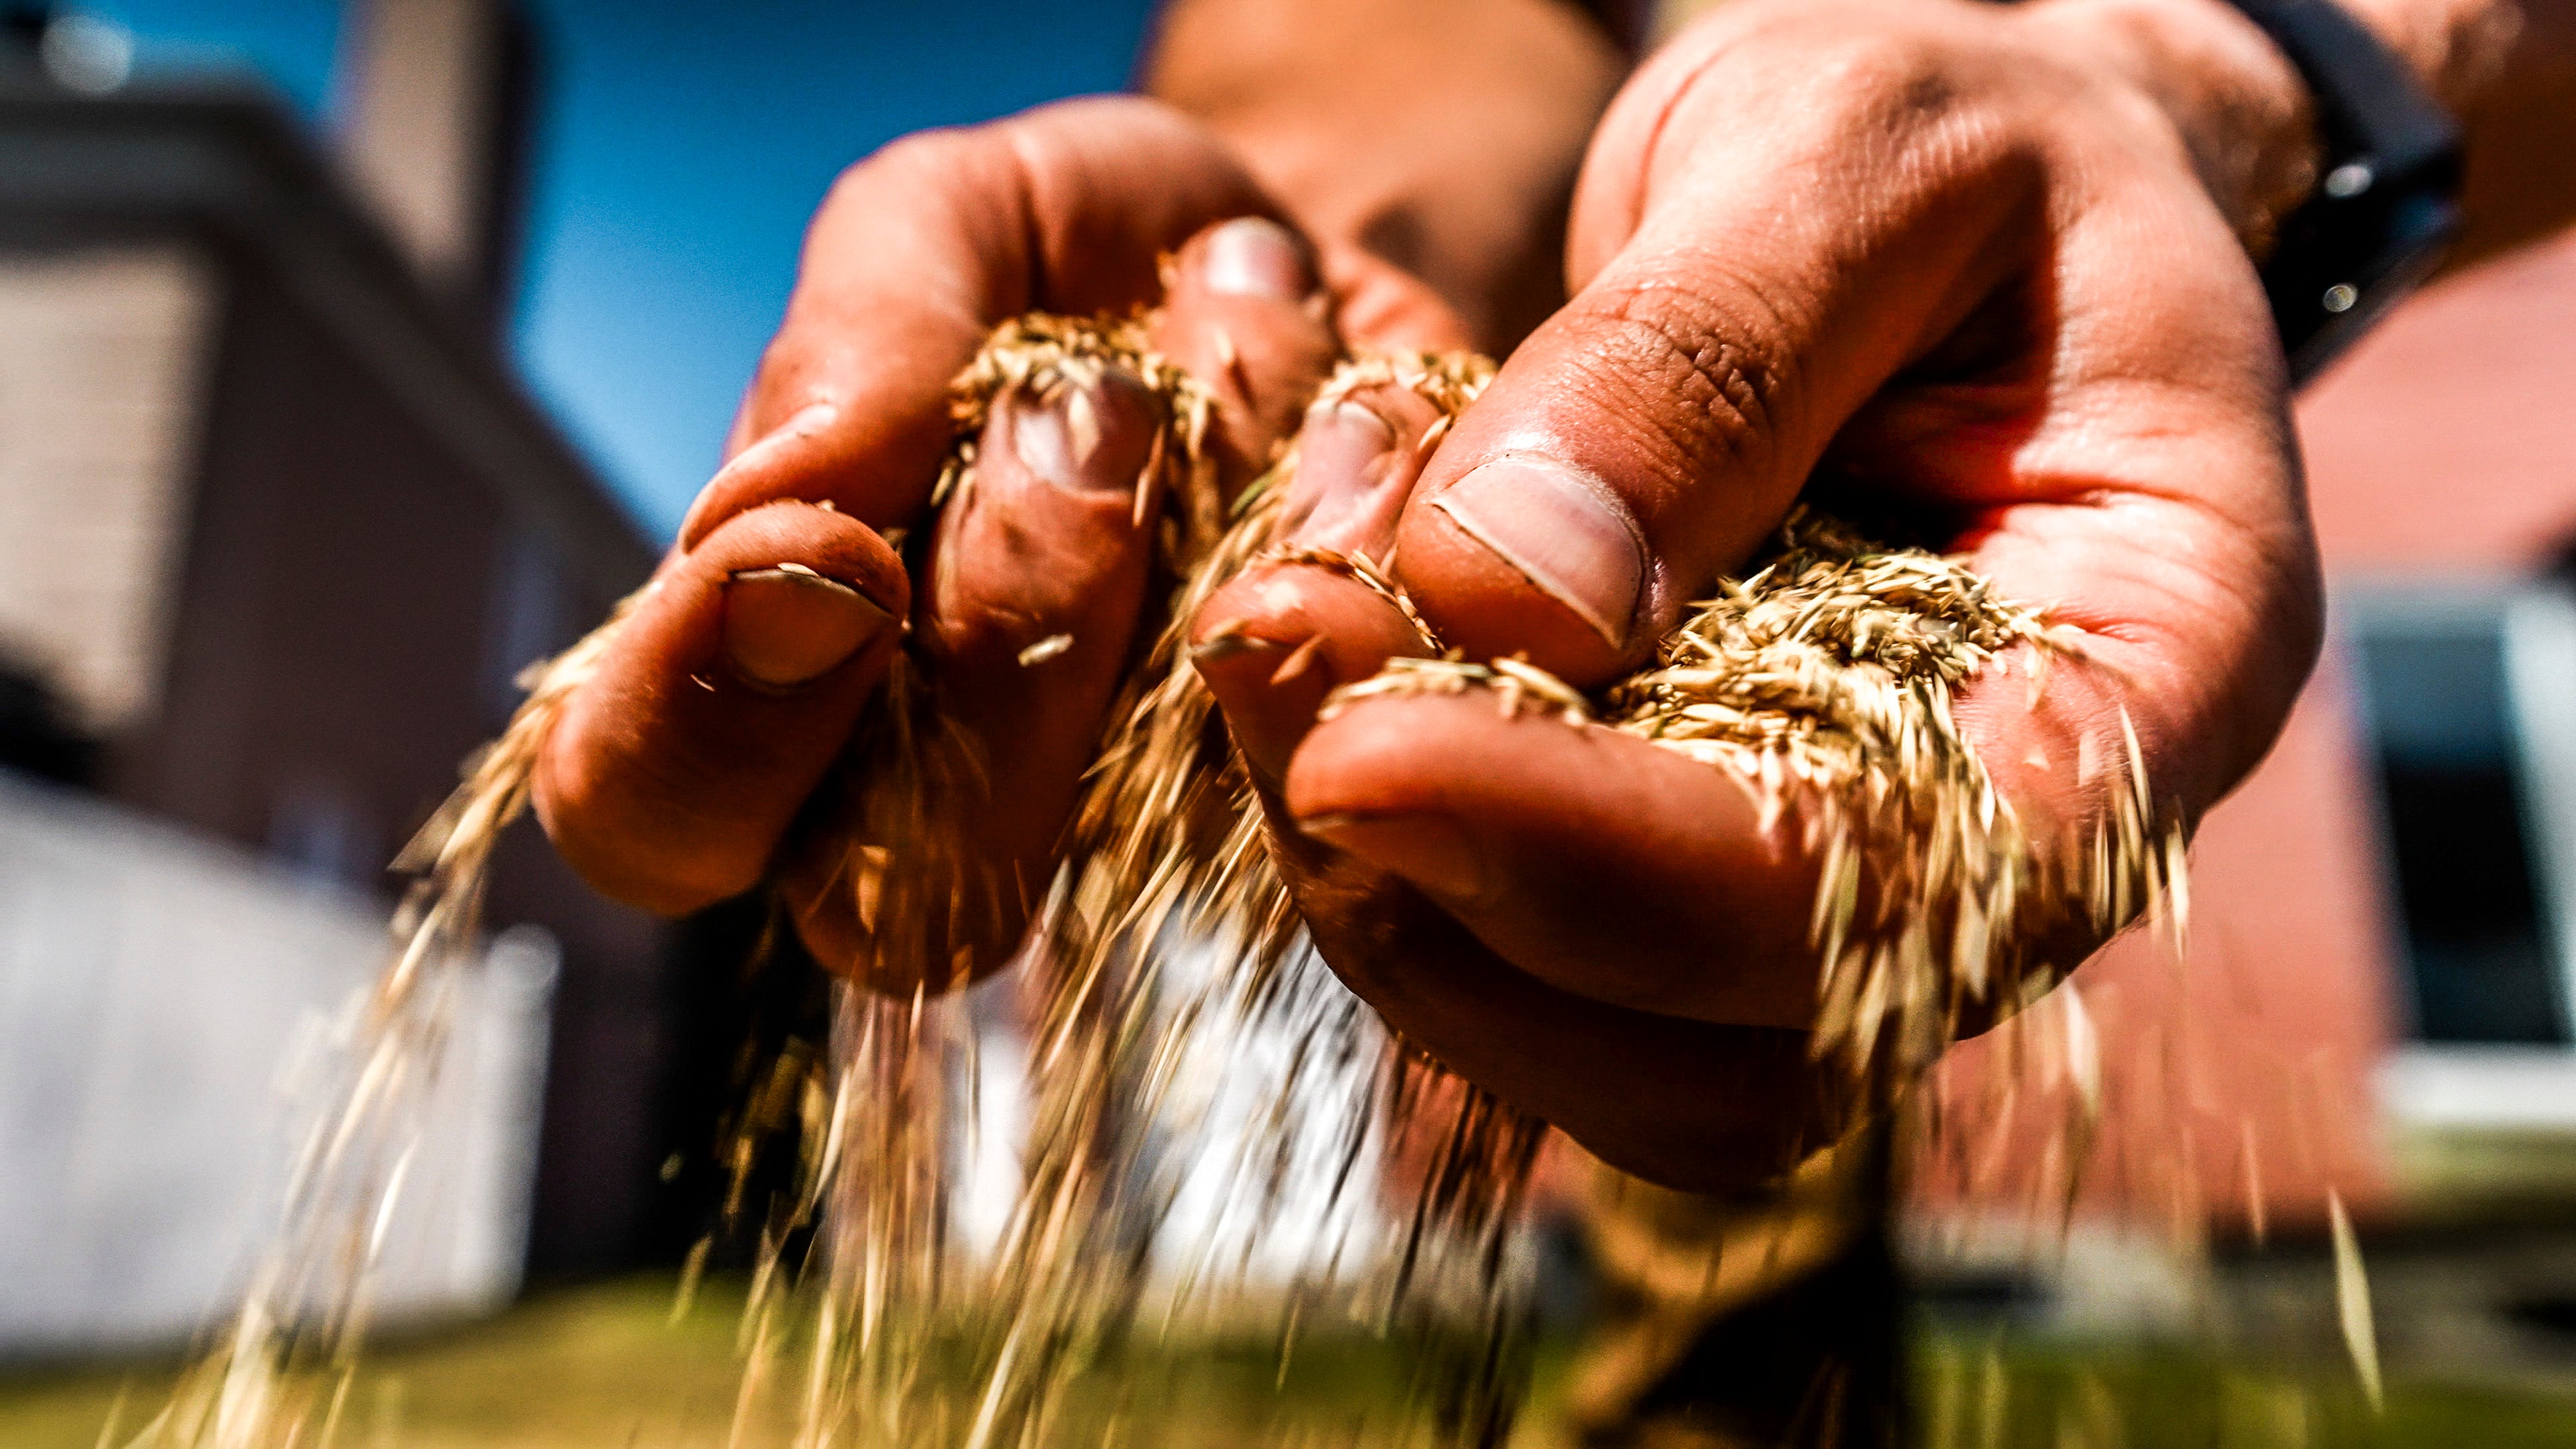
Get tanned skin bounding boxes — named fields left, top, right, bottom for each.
left=535, top=0, right=2576, bottom=1189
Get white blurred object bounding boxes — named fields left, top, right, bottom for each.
left=0, top=768, right=552, bottom=1358
left=38, top=14, right=134, bottom=95
left=2379, top=1044, right=2576, bottom=1131
left=1903, top=1215, right=2211, bottom=1340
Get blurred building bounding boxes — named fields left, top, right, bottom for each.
left=2279, top=231, right=2576, bottom=1201
left=1916, top=229, right=2576, bottom=1378
left=0, top=1, right=682, bottom=1351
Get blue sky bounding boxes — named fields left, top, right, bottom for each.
left=87, top=0, right=1159, bottom=541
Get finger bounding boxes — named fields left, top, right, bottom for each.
left=789, top=208, right=1348, bottom=981
left=1286, top=691, right=1824, bottom=1027
left=1279, top=376, right=1450, bottom=553
left=1190, top=376, right=1452, bottom=783
left=535, top=502, right=908, bottom=916
left=1288, top=33, right=2316, bottom=1037
left=922, top=372, right=1171, bottom=903
left=1317, top=244, right=1478, bottom=355
left=1265, top=808, right=1854, bottom=1193
left=1387, top=23, right=2037, bottom=685
left=786, top=362, right=1169, bottom=979
left=1191, top=568, right=1425, bottom=788
left=1146, top=216, right=1340, bottom=493
left=674, top=97, right=1283, bottom=551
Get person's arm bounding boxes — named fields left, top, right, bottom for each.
left=1144, top=0, right=1627, bottom=350
left=2058, top=0, right=2576, bottom=266
left=2337, top=0, right=2576, bottom=264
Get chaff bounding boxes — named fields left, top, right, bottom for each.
left=146, top=307, right=2184, bottom=1449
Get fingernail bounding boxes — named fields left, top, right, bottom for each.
left=1430, top=455, right=1644, bottom=649
left=1195, top=217, right=1315, bottom=303
left=1010, top=378, right=1146, bottom=495
left=721, top=567, right=892, bottom=689
left=1298, top=812, right=1489, bottom=900
left=1289, top=402, right=1399, bottom=541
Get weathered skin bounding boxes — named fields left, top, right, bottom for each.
left=534, top=0, right=2576, bottom=1189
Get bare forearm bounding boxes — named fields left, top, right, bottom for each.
left=1144, top=0, right=1625, bottom=348
left=2031, top=0, right=2573, bottom=274
left=2342, top=0, right=2576, bottom=263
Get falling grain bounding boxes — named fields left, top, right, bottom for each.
left=1017, top=633, right=1075, bottom=667
left=2329, top=1190, right=2383, bottom=1411
left=147, top=309, right=2189, bottom=1449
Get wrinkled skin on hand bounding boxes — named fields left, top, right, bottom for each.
left=533, top=96, right=1460, bottom=983
left=537, top=0, right=2331, bottom=1192
left=1187, top=0, right=2322, bottom=1188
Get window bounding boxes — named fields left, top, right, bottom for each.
left=2347, top=578, right=2576, bottom=1141
left=2346, top=582, right=2576, bottom=1042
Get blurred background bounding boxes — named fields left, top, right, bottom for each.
left=1, top=0, right=2575, bottom=1444
left=0, top=0, right=1144, bottom=1347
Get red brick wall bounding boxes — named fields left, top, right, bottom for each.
left=1922, top=232, right=2576, bottom=1231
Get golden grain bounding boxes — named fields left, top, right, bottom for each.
left=144, top=310, right=2180, bottom=1449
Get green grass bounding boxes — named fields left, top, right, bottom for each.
left=0, top=1278, right=752, bottom=1449
left=0, top=1277, right=1554, bottom=1448
left=7, top=1280, right=2575, bottom=1446
left=1914, top=1331, right=2576, bottom=1448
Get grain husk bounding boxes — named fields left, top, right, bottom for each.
left=139, top=305, right=2183, bottom=1449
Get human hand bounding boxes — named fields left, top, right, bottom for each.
left=1190, top=0, right=2331, bottom=1190
left=531, top=97, right=1456, bottom=986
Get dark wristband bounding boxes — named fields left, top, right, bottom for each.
left=2224, top=0, right=2463, bottom=384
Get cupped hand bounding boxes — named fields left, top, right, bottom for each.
left=532, top=97, right=1456, bottom=987
left=1193, top=0, right=2328, bottom=1190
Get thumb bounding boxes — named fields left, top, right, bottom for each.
left=1389, top=24, right=2033, bottom=683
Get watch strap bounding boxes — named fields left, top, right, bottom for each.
left=2225, top=0, right=2464, bottom=382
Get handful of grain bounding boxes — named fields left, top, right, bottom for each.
left=154, top=303, right=2180, bottom=1449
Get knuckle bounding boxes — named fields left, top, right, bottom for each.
left=1562, top=274, right=1800, bottom=476
left=1713, top=4, right=1969, bottom=114
left=1799, top=38, right=2020, bottom=176
left=849, top=123, right=985, bottom=190
left=1668, top=7, right=2037, bottom=188
left=1805, top=26, right=1962, bottom=110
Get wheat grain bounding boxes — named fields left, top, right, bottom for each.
left=145, top=305, right=2183, bottom=1449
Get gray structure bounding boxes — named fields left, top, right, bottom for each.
left=0, top=7, right=684, bottom=1301
left=0, top=770, right=557, bottom=1355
